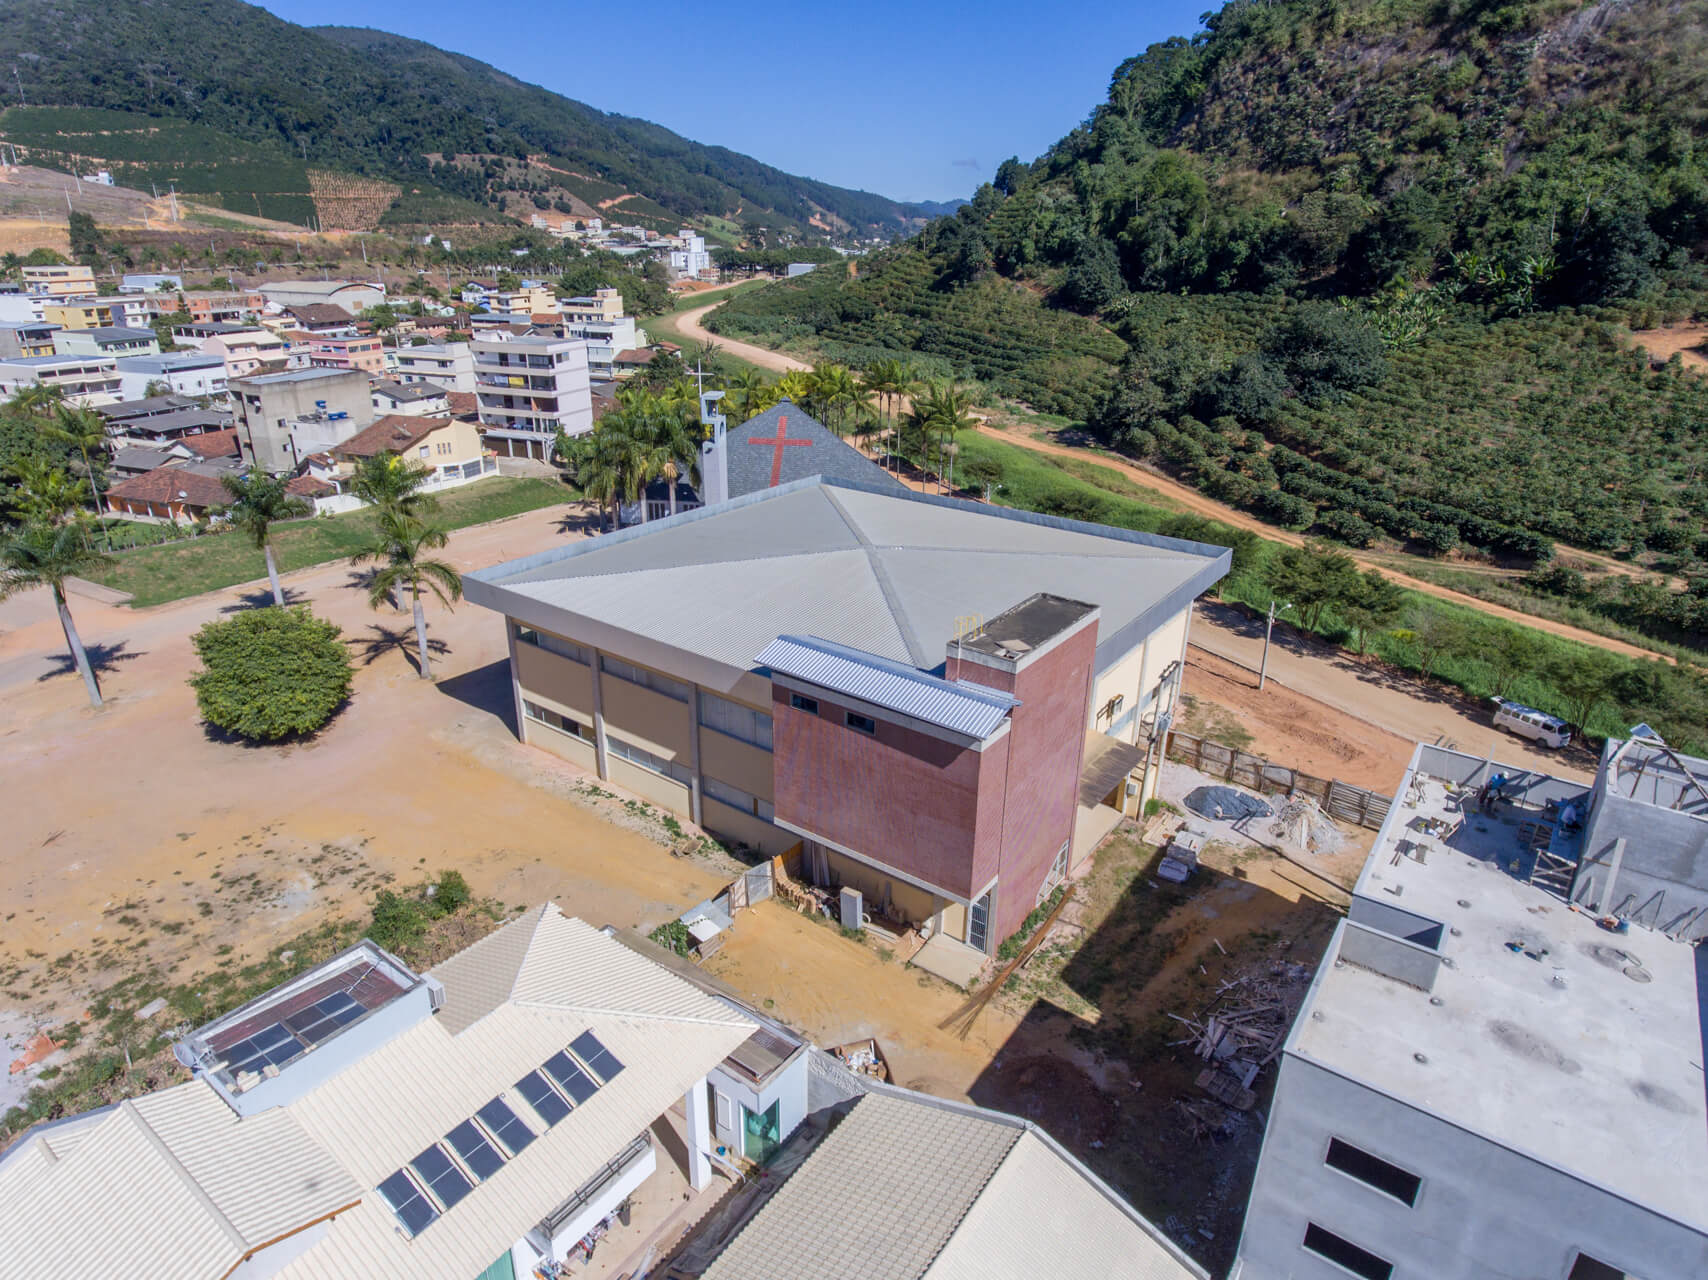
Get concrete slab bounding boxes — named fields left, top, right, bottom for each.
left=911, top=932, right=987, bottom=990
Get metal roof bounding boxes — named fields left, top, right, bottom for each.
left=757, top=635, right=1016, bottom=740
left=467, top=476, right=1230, bottom=682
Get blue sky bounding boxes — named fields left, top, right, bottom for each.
left=256, top=0, right=1210, bottom=204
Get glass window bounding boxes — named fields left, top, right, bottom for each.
left=607, top=734, right=691, bottom=785
left=700, top=691, right=773, bottom=750
left=789, top=693, right=818, bottom=714
left=703, top=775, right=776, bottom=824
left=521, top=700, right=592, bottom=742
left=845, top=711, right=876, bottom=736
left=968, top=890, right=991, bottom=952
left=515, top=625, right=589, bottom=664
left=600, top=654, right=688, bottom=701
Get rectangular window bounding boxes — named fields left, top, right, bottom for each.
left=1568, top=1256, right=1633, bottom=1280
left=1038, top=841, right=1070, bottom=904
left=699, top=691, right=773, bottom=750
left=1302, top=1224, right=1393, bottom=1280
left=1325, top=1138, right=1423, bottom=1207
left=845, top=711, right=876, bottom=736
left=968, top=890, right=992, bottom=953
left=789, top=693, right=818, bottom=715
left=521, top=700, right=593, bottom=743
left=703, top=775, right=776, bottom=824
left=515, top=625, right=589, bottom=664
left=607, top=734, right=691, bottom=785
left=600, top=654, right=688, bottom=701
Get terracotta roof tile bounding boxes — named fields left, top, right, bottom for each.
left=177, top=428, right=241, bottom=459
left=106, top=465, right=231, bottom=508
left=330, top=414, right=446, bottom=460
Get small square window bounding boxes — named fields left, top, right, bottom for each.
left=790, top=693, right=818, bottom=715
left=845, top=712, right=876, bottom=736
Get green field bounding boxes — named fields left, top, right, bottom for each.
left=91, top=477, right=572, bottom=607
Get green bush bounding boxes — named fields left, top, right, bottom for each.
left=430, top=870, right=471, bottom=916
left=997, top=885, right=1067, bottom=962
left=189, top=606, right=352, bottom=741
left=648, top=920, right=692, bottom=957
left=369, top=890, right=432, bottom=953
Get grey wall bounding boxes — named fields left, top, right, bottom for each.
left=1235, top=1054, right=1708, bottom=1280
left=1576, top=786, right=1708, bottom=937
left=1338, top=922, right=1443, bottom=992
left=233, top=371, right=372, bottom=472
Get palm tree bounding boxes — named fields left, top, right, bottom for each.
left=350, top=452, right=436, bottom=519
left=7, top=383, right=65, bottom=418
left=355, top=511, right=462, bottom=680
left=220, top=468, right=309, bottom=607
left=907, top=382, right=978, bottom=493
left=577, top=417, right=647, bottom=531
left=0, top=521, right=113, bottom=708
left=45, top=404, right=110, bottom=529
left=14, top=461, right=91, bottom=526
left=862, top=359, right=916, bottom=473
left=632, top=399, right=701, bottom=519
left=774, top=370, right=814, bottom=405
left=809, top=363, right=862, bottom=436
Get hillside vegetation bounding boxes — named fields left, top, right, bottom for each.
left=0, top=0, right=949, bottom=238
left=710, top=0, right=1708, bottom=650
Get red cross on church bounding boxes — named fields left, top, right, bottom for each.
left=748, top=413, right=812, bottom=487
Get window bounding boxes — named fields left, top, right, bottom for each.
left=475, top=1097, right=535, bottom=1156
left=515, top=625, right=589, bottom=665
left=417, top=445, right=430, bottom=458
left=968, top=890, right=992, bottom=953
left=846, top=711, right=877, bottom=736
left=377, top=1169, right=438, bottom=1236
left=1038, top=841, right=1070, bottom=904
left=607, top=734, right=691, bottom=785
left=410, top=1144, right=473, bottom=1210
left=703, top=775, right=776, bottom=824
left=789, top=693, right=819, bottom=715
left=446, top=1119, right=505, bottom=1181
left=515, top=1069, right=571, bottom=1126
left=600, top=654, right=688, bottom=701
left=1302, top=1224, right=1392, bottom=1280
left=1568, top=1256, right=1634, bottom=1280
left=1325, top=1139, right=1422, bottom=1206
left=522, top=701, right=593, bottom=742
left=700, top=691, right=773, bottom=750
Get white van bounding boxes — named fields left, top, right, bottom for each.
left=1491, top=698, right=1571, bottom=749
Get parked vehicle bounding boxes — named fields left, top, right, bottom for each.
left=1491, top=698, right=1571, bottom=748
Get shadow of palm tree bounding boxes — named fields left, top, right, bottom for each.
left=38, top=640, right=145, bottom=683
left=347, top=622, right=450, bottom=675
left=220, top=584, right=301, bottom=613
left=553, top=506, right=604, bottom=537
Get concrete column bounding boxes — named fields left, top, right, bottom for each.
left=504, top=620, right=525, bottom=741
left=682, top=1079, right=713, bottom=1191
left=590, top=648, right=609, bottom=781
left=687, top=685, right=704, bottom=827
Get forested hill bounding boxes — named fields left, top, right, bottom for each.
left=0, top=0, right=947, bottom=236
left=708, top=0, right=1708, bottom=648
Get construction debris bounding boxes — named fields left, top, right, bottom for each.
left=1166, top=955, right=1316, bottom=1133
left=1185, top=785, right=1272, bottom=824
left=1269, top=795, right=1344, bottom=855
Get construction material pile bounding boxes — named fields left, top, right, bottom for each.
left=1167, top=957, right=1315, bottom=1126
left=1269, top=795, right=1344, bottom=855
left=1185, top=785, right=1272, bottom=823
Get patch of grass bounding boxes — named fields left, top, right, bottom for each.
left=90, top=477, right=573, bottom=607
left=648, top=920, right=692, bottom=957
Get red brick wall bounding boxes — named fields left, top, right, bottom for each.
left=771, top=689, right=993, bottom=899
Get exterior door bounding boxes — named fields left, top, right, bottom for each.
left=742, top=1099, right=781, bottom=1162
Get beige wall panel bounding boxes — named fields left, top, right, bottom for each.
left=822, top=850, right=938, bottom=925
left=607, top=756, right=691, bottom=815
left=700, top=798, right=791, bottom=856
left=523, top=718, right=597, bottom=772
left=601, top=677, right=692, bottom=759
left=699, top=731, right=774, bottom=800
left=939, top=898, right=967, bottom=941
left=514, top=644, right=595, bottom=719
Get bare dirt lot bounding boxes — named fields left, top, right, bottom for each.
left=1632, top=323, right=1708, bottom=374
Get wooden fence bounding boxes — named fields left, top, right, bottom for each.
left=1164, top=730, right=1392, bottom=831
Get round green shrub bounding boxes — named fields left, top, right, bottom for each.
left=190, top=605, right=352, bottom=742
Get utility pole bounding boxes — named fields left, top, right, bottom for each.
left=1258, top=600, right=1292, bottom=692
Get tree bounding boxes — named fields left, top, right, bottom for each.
left=354, top=511, right=463, bottom=680
left=907, top=381, right=978, bottom=492
left=1342, top=570, right=1405, bottom=655
left=1393, top=608, right=1469, bottom=681
left=44, top=405, right=109, bottom=529
left=1265, top=541, right=1362, bottom=631
left=1486, top=624, right=1547, bottom=699
left=1261, top=303, right=1387, bottom=403
left=190, top=606, right=352, bottom=740
left=573, top=419, right=645, bottom=531
left=808, top=363, right=862, bottom=436
left=723, top=368, right=778, bottom=426
left=1061, top=236, right=1125, bottom=312
left=774, top=371, right=814, bottom=405
left=350, top=452, right=435, bottom=519
left=219, top=468, right=310, bottom=607
left=12, top=461, right=90, bottom=527
left=1547, top=649, right=1619, bottom=734
left=0, top=521, right=113, bottom=708
left=627, top=395, right=700, bottom=519
left=860, top=358, right=917, bottom=471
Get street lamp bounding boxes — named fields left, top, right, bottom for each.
left=1258, top=600, right=1293, bottom=692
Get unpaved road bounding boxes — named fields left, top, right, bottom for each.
left=672, top=301, right=811, bottom=374
left=977, top=423, right=1670, bottom=663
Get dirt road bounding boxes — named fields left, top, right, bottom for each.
left=671, top=301, right=811, bottom=375
left=977, top=423, right=1669, bottom=663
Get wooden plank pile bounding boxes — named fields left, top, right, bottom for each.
left=1167, top=966, right=1311, bottom=1117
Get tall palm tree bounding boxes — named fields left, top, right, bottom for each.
left=13, top=461, right=90, bottom=526
left=7, top=383, right=66, bottom=418
left=355, top=510, right=462, bottom=680
left=908, top=382, right=979, bottom=493
left=350, top=452, right=436, bottom=519
left=632, top=399, right=701, bottom=519
left=774, top=371, right=814, bottom=405
left=723, top=368, right=768, bottom=425
left=45, top=404, right=110, bottom=530
left=809, top=363, right=862, bottom=436
left=0, top=521, right=113, bottom=708
left=220, top=468, right=309, bottom=607
left=577, top=417, right=646, bottom=531
left=862, top=359, right=916, bottom=473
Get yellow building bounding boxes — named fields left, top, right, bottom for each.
left=22, top=263, right=97, bottom=300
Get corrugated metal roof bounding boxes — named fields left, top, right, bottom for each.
left=701, top=1092, right=1019, bottom=1280
left=757, top=635, right=1015, bottom=740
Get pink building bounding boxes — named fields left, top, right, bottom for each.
left=307, top=334, right=385, bottom=374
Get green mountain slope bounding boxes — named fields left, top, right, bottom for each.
left=0, top=0, right=947, bottom=236
left=710, top=0, right=1708, bottom=647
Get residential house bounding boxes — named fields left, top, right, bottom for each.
left=176, top=428, right=243, bottom=463
left=112, top=351, right=229, bottom=401
left=304, top=332, right=386, bottom=374
left=98, top=394, right=199, bottom=428
left=559, top=313, right=642, bottom=381
left=43, top=296, right=153, bottom=330
left=207, top=328, right=291, bottom=379
left=99, top=395, right=232, bottom=445
left=52, top=326, right=160, bottom=359
left=371, top=379, right=449, bottom=417
left=330, top=414, right=496, bottom=490
left=182, top=290, right=265, bottom=324
left=104, top=459, right=242, bottom=523
left=1234, top=740, right=1708, bottom=1280
left=559, top=287, right=625, bottom=325
left=0, top=904, right=774, bottom=1280
left=21, top=263, right=96, bottom=300
left=0, top=355, right=122, bottom=405
left=471, top=332, right=594, bottom=459
left=230, top=367, right=373, bottom=473
left=119, top=272, right=184, bottom=294
left=0, top=320, right=60, bottom=358
left=281, top=303, right=357, bottom=334
left=258, top=279, right=385, bottom=313
left=667, top=229, right=711, bottom=280
left=464, top=476, right=1226, bottom=965
left=109, top=443, right=191, bottom=477
left=393, top=341, right=475, bottom=391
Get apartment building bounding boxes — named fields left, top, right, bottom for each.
left=0, top=320, right=60, bottom=358
left=470, top=333, right=594, bottom=459
left=305, top=332, right=385, bottom=374
left=230, top=367, right=372, bottom=473
left=52, top=326, right=160, bottom=359
left=21, top=263, right=96, bottom=300
left=393, top=341, right=475, bottom=391
left=111, top=351, right=229, bottom=401
left=0, top=354, right=122, bottom=404
left=43, top=296, right=152, bottom=330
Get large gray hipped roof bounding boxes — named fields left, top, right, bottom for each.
left=723, top=400, right=901, bottom=498
left=467, top=476, right=1229, bottom=679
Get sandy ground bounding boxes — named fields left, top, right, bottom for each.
left=1632, top=323, right=1708, bottom=373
